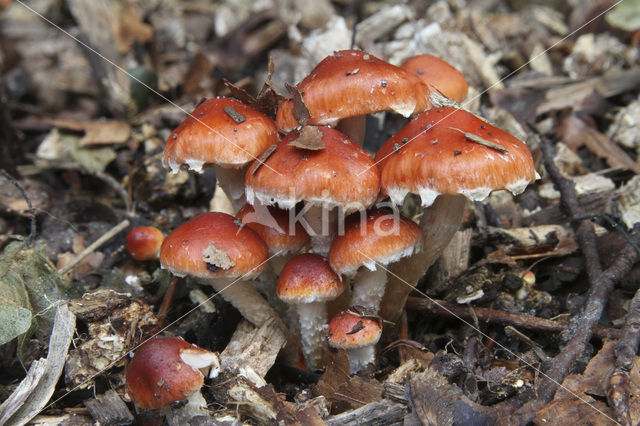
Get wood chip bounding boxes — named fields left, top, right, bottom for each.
left=223, top=106, right=246, bottom=123
left=287, top=126, right=325, bottom=150
left=249, top=144, right=278, bottom=176
left=285, top=82, right=310, bottom=126
left=83, top=390, right=134, bottom=425
left=448, top=127, right=509, bottom=153
left=52, top=119, right=131, bottom=147
left=202, top=243, right=235, bottom=272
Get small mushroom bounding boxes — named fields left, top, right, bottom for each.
left=329, top=208, right=421, bottom=314
left=327, top=308, right=382, bottom=374
left=400, top=54, right=469, bottom=103
left=126, top=337, right=220, bottom=409
left=125, top=226, right=164, bottom=261
left=277, top=253, right=344, bottom=370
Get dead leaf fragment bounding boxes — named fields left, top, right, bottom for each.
left=223, top=106, right=246, bottom=123
left=250, top=144, right=278, bottom=176
left=285, top=82, right=310, bottom=126
left=202, top=243, right=235, bottom=272
left=288, top=126, right=325, bottom=150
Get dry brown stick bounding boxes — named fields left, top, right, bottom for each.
left=608, top=286, right=640, bottom=425
left=156, top=276, right=179, bottom=327
left=507, top=136, right=640, bottom=424
left=405, top=297, right=621, bottom=340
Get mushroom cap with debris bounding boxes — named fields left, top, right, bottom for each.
left=375, top=107, right=538, bottom=207
left=163, top=97, right=278, bottom=173
left=245, top=125, right=380, bottom=212
left=275, top=50, right=431, bottom=133
left=159, top=212, right=268, bottom=279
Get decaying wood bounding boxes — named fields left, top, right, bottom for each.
left=0, top=304, right=76, bottom=426
left=405, top=296, right=622, bottom=340
left=83, top=390, right=133, bottom=425
left=325, top=399, right=407, bottom=426
left=426, top=228, right=472, bottom=295
left=219, top=318, right=286, bottom=380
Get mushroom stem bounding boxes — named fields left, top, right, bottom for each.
left=336, top=115, right=366, bottom=147
left=379, top=194, right=466, bottom=323
left=212, top=164, right=248, bottom=212
left=351, top=268, right=387, bottom=314
left=271, top=253, right=296, bottom=276
left=347, top=345, right=375, bottom=374
left=304, top=204, right=337, bottom=256
left=204, top=277, right=285, bottom=329
left=296, top=301, right=328, bottom=370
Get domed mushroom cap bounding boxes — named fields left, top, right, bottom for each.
left=163, top=97, right=278, bottom=173
left=245, top=126, right=380, bottom=211
left=126, top=226, right=164, bottom=261
left=400, top=54, right=469, bottom=103
left=276, top=50, right=431, bottom=133
left=329, top=209, right=421, bottom=276
left=125, top=337, right=219, bottom=409
left=327, top=309, right=382, bottom=349
left=160, top=212, right=268, bottom=279
left=277, top=253, right=344, bottom=304
left=375, top=107, right=537, bottom=207
left=236, top=203, right=309, bottom=255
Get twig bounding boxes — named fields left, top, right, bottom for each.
left=0, top=169, right=37, bottom=244
left=58, top=219, right=130, bottom=275
left=608, top=286, right=640, bottom=425
left=507, top=136, right=640, bottom=424
left=405, top=297, right=621, bottom=340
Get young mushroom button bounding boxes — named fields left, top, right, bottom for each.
left=126, top=226, right=164, bottom=261
left=327, top=308, right=383, bottom=374
left=400, top=54, right=469, bottom=103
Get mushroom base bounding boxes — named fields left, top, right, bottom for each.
left=351, top=267, right=387, bottom=314
left=297, top=301, right=329, bottom=371
left=347, top=345, right=375, bottom=374
left=379, top=194, right=466, bottom=323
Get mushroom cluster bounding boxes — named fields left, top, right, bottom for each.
left=147, top=49, right=537, bottom=375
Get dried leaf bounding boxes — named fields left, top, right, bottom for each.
left=285, top=82, right=310, bottom=126
left=288, top=126, right=325, bottom=150
left=202, top=243, right=235, bottom=271
left=605, top=0, right=640, bottom=31
left=448, top=127, right=509, bottom=153
left=0, top=242, right=82, bottom=353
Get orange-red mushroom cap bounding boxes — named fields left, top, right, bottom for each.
left=245, top=126, right=380, bottom=212
left=275, top=50, right=431, bottom=133
left=125, top=337, right=218, bottom=409
left=236, top=203, right=309, bottom=255
left=400, top=54, right=469, bottom=103
left=329, top=209, right=421, bottom=276
left=159, top=212, right=268, bottom=279
left=277, top=253, right=344, bottom=304
left=126, top=226, right=164, bottom=261
left=327, top=309, right=382, bottom=349
left=375, top=107, right=537, bottom=207
left=163, top=97, right=278, bottom=172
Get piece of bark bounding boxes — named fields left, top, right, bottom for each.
left=83, top=390, right=133, bottom=425
left=0, top=304, right=76, bottom=426
left=409, top=367, right=498, bottom=425
left=325, top=399, right=407, bottom=426
left=219, top=318, right=286, bottom=381
left=426, top=228, right=472, bottom=294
